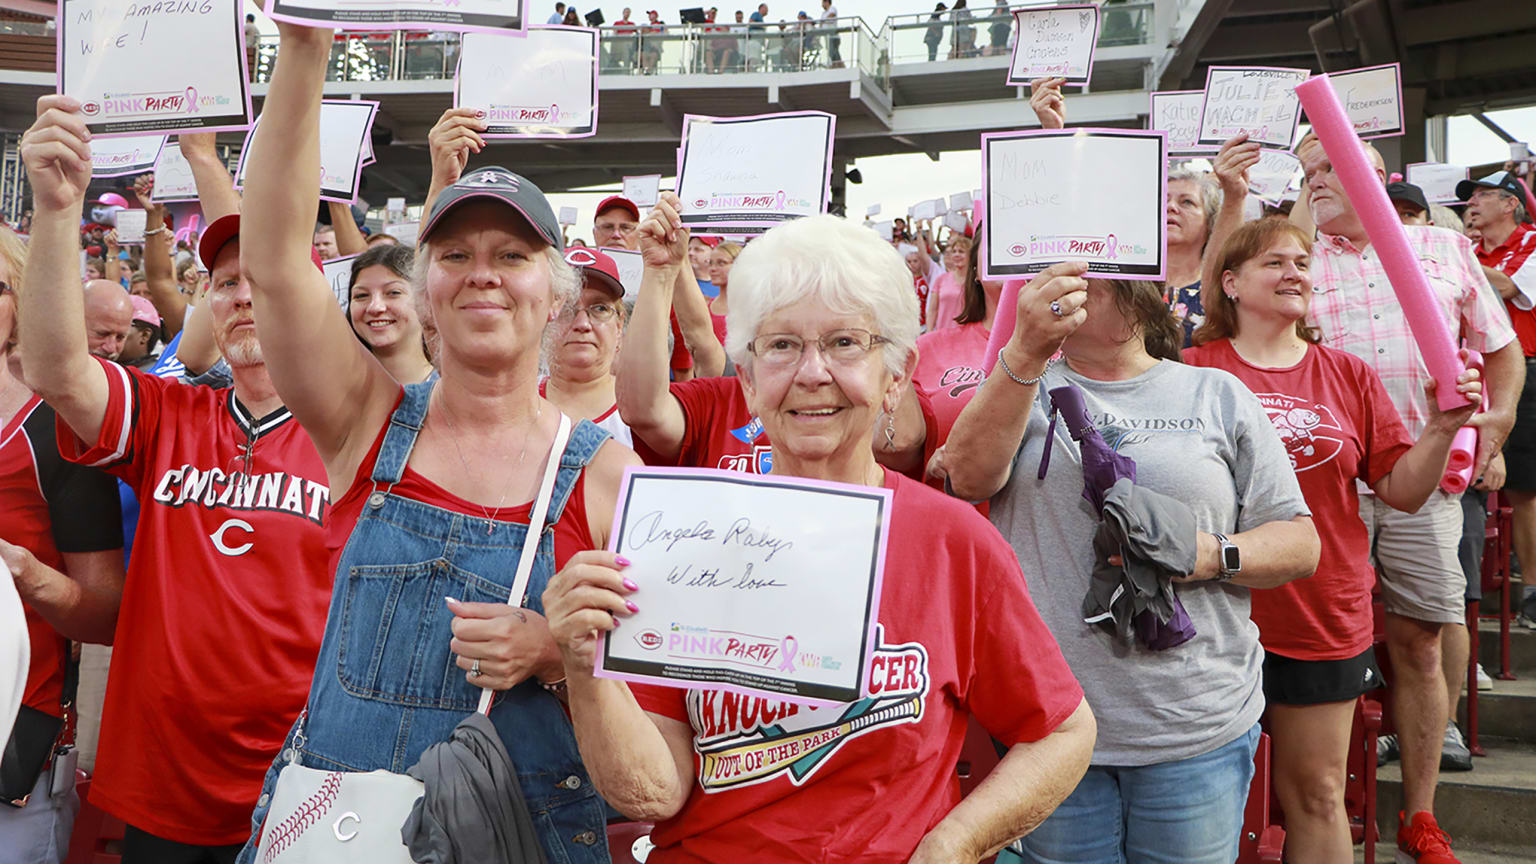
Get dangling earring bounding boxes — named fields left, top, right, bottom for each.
left=1226, top=294, right=1238, bottom=303
left=881, top=410, right=897, bottom=450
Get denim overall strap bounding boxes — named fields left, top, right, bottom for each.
left=371, top=379, right=437, bottom=486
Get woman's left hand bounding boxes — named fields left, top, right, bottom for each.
left=1423, top=355, right=1483, bottom=436
left=447, top=597, right=561, bottom=691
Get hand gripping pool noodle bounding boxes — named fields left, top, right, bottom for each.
left=1441, top=350, right=1484, bottom=494
left=1294, top=75, right=1471, bottom=411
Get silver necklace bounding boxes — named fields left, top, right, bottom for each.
left=435, top=391, right=542, bottom=534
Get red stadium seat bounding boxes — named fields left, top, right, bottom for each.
left=957, top=715, right=1003, bottom=797
left=1236, top=732, right=1285, bottom=864
left=607, top=821, right=656, bottom=863
left=1347, top=696, right=1383, bottom=863
left=64, top=773, right=126, bottom=864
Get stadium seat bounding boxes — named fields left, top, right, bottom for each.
left=64, top=772, right=126, bottom=864
left=1236, top=732, right=1284, bottom=864
left=608, top=821, right=656, bottom=863
left=1347, top=696, right=1383, bottom=864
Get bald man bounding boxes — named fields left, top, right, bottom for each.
left=1297, top=132, right=1525, bottom=862
left=82, top=280, right=134, bottom=361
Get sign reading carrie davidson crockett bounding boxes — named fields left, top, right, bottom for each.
left=676, top=111, right=836, bottom=230
left=596, top=468, right=891, bottom=706
left=1197, top=66, right=1308, bottom=149
left=981, top=128, right=1167, bottom=281
left=1006, top=4, right=1099, bottom=86
left=59, top=0, right=253, bottom=137
left=265, top=0, right=523, bottom=33
left=456, top=26, right=599, bottom=139
left=1321, top=63, right=1404, bottom=139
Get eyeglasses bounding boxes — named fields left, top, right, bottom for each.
left=558, top=301, right=620, bottom=323
left=748, top=329, right=889, bottom=368
left=0, top=282, right=12, bottom=295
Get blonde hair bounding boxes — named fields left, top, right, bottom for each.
left=0, top=225, right=24, bottom=352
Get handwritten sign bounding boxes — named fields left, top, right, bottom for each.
left=114, top=208, right=147, bottom=244
left=596, top=468, right=890, bottom=705
left=321, top=253, right=358, bottom=308
left=950, top=191, right=973, bottom=211
left=943, top=211, right=969, bottom=235
left=59, top=0, right=253, bottom=137
left=911, top=199, right=937, bottom=223
left=865, top=203, right=881, bottom=218
left=235, top=100, right=378, bottom=203
left=982, top=128, right=1166, bottom=280
left=677, top=111, right=835, bottom=231
left=1197, top=66, right=1308, bottom=149
left=1007, top=4, right=1099, bottom=86
left=149, top=139, right=199, bottom=203
left=1406, top=163, right=1470, bottom=204
left=91, top=134, right=164, bottom=177
left=624, top=175, right=662, bottom=208
left=602, top=246, right=645, bottom=302
left=1150, top=90, right=1215, bottom=156
left=1322, top=63, right=1403, bottom=139
left=383, top=222, right=419, bottom=246
left=1247, top=149, right=1302, bottom=205
left=871, top=220, right=895, bottom=241
left=558, top=206, right=578, bottom=226
left=456, top=27, right=599, bottom=139
left=265, top=0, right=524, bottom=33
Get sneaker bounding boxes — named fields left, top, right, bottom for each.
left=1476, top=663, right=1494, bottom=691
left=1396, top=810, right=1461, bottom=863
left=1377, top=732, right=1400, bottom=767
left=1440, top=722, right=1473, bottom=772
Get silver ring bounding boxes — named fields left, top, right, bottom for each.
left=1050, top=300, right=1064, bottom=318
left=470, top=659, right=482, bottom=678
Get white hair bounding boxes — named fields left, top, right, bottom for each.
left=411, top=242, right=578, bottom=363
left=725, top=214, right=919, bottom=378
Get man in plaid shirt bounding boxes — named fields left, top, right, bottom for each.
left=1298, top=133, right=1525, bottom=864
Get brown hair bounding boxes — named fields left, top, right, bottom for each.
left=1192, top=217, right=1321, bottom=347
left=956, top=223, right=986, bottom=325
left=1097, top=278, right=1183, bottom=362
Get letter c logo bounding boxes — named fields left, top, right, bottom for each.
left=210, top=519, right=254, bottom=557
left=333, top=812, right=360, bottom=842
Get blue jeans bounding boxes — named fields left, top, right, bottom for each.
left=0, top=771, right=77, bottom=864
left=1003, top=723, right=1260, bottom=864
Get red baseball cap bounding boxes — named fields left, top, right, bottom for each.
left=595, top=195, right=641, bottom=222
left=199, top=214, right=325, bottom=274
left=690, top=235, right=720, bottom=249
left=563, top=247, right=625, bottom=299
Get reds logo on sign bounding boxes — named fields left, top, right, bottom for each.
left=1255, top=392, right=1346, bottom=473
left=636, top=629, right=664, bottom=650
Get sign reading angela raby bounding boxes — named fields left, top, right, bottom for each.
left=596, top=468, right=891, bottom=706
left=1197, top=66, right=1308, bottom=149
left=981, top=128, right=1167, bottom=281
left=265, top=0, right=524, bottom=33
left=59, top=0, right=253, bottom=137
left=455, top=26, right=599, bottom=139
left=1007, top=4, right=1099, bottom=85
left=676, top=111, right=835, bottom=231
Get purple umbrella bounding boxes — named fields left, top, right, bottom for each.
left=1041, top=384, right=1196, bottom=651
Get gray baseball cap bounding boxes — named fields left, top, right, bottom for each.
left=419, top=167, right=564, bottom=251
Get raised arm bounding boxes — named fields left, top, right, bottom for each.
left=327, top=200, right=366, bottom=256
left=1202, top=134, right=1260, bottom=291
left=615, top=193, right=690, bottom=460
left=1028, top=77, right=1067, bottom=130
left=944, top=262, right=1089, bottom=501
left=671, top=261, right=726, bottom=378
left=2, top=541, right=125, bottom=645
left=421, top=107, right=486, bottom=219
left=133, top=174, right=186, bottom=336
left=178, top=132, right=240, bottom=224
left=17, top=96, right=111, bottom=442
left=241, top=21, right=396, bottom=474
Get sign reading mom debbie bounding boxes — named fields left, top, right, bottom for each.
left=596, top=468, right=891, bottom=706
left=59, top=0, right=253, bottom=137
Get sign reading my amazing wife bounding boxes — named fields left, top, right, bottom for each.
left=1321, top=63, right=1404, bottom=139
left=1197, top=66, right=1308, bottom=149
left=59, top=0, right=253, bottom=137
left=1007, top=4, right=1099, bottom=86
left=265, top=0, right=523, bottom=32
left=234, top=100, right=378, bottom=203
left=1149, top=90, right=1215, bottom=156
left=676, top=111, right=835, bottom=232
left=981, top=128, right=1167, bottom=281
left=455, top=27, right=599, bottom=139
left=596, top=468, right=891, bottom=706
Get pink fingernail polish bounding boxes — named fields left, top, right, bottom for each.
left=616, top=555, right=632, bottom=567
left=625, top=601, right=640, bottom=614
left=623, top=578, right=639, bottom=591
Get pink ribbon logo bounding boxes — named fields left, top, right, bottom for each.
left=776, top=635, right=798, bottom=672
left=549, top=103, right=560, bottom=123
left=185, top=86, right=199, bottom=114
left=775, top=190, right=786, bottom=211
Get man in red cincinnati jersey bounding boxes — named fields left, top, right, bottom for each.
left=18, top=95, right=333, bottom=864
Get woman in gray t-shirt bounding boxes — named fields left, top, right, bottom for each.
left=943, top=264, right=1319, bottom=864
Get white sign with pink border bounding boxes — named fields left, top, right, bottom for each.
left=265, top=0, right=524, bottom=33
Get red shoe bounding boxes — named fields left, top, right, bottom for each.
left=1396, top=811, right=1462, bottom=863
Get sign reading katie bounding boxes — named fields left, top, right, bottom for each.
left=596, top=468, right=891, bottom=705
left=676, top=111, right=835, bottom=231
left=265, top=0, right=523, bottom=32
left=1149, top=90, right=1214, bottom=155
left=234, top=100, right=378, bottom=203
left=59, top=0, right=252, bottom=137
left=1323, top=63, right=1404, bottom=139
left=1007, top=4, right=1099, bottom=85
left=981, top=128, right=1166, bottom=281
left=1197, top=66, right=1308, bottom=148
left=456, top=27, right=599, bottom=138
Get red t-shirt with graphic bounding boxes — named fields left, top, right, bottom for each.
left=634, top=376, right=773, bottom=474
left=630, top=470, right=1083, bottom=862
left=56, top=358, right=333, bottom=845
left=1184, top=339, right=1413, bottom=660
left=914, top=322, right=989, bottom=437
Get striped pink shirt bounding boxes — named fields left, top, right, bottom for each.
left=1307, top=225, right=1515, bottom=438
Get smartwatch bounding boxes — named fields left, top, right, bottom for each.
left=1211, top=533, right=1241, bottom=581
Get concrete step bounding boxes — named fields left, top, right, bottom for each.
left=1460, top=676, right=1536, bottom=745
left=1377, top=738, right=1536, bottom=850
left=1476, top=617, right=1536, bottom=677
left=1357, top=841, right=1533, bottom=863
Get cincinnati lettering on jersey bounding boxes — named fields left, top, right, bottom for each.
left=686, top=627, right=930, bottom=792
left=151, top=465, right=330, bottom=524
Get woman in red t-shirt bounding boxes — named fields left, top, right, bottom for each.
left=1184, top=218, right=1480, bottom=863
left=546, top=202, right=1094, bottom=863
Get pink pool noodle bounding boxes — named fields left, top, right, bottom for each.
left=1440, top=350, right=1485, bottom=494
left=982, top=278, right=1026, bottom=374
left=1295, top=75, right=1471, bottom=411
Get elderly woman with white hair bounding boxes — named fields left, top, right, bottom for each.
left=544, top=201, right=1095, bottom=862
left=233, top=23, right=633, bottom=864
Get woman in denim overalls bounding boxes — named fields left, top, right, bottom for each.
left=235, top=23, right=641, bottom=863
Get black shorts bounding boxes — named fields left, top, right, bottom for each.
left=1503, top=358, right=1536, bottom=492
left=1262, top=646, right=1382, bottom=706
left=1459, top=490, right=1486, bottom=603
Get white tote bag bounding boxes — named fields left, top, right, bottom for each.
left=254, top=415, right=573, bottom=863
